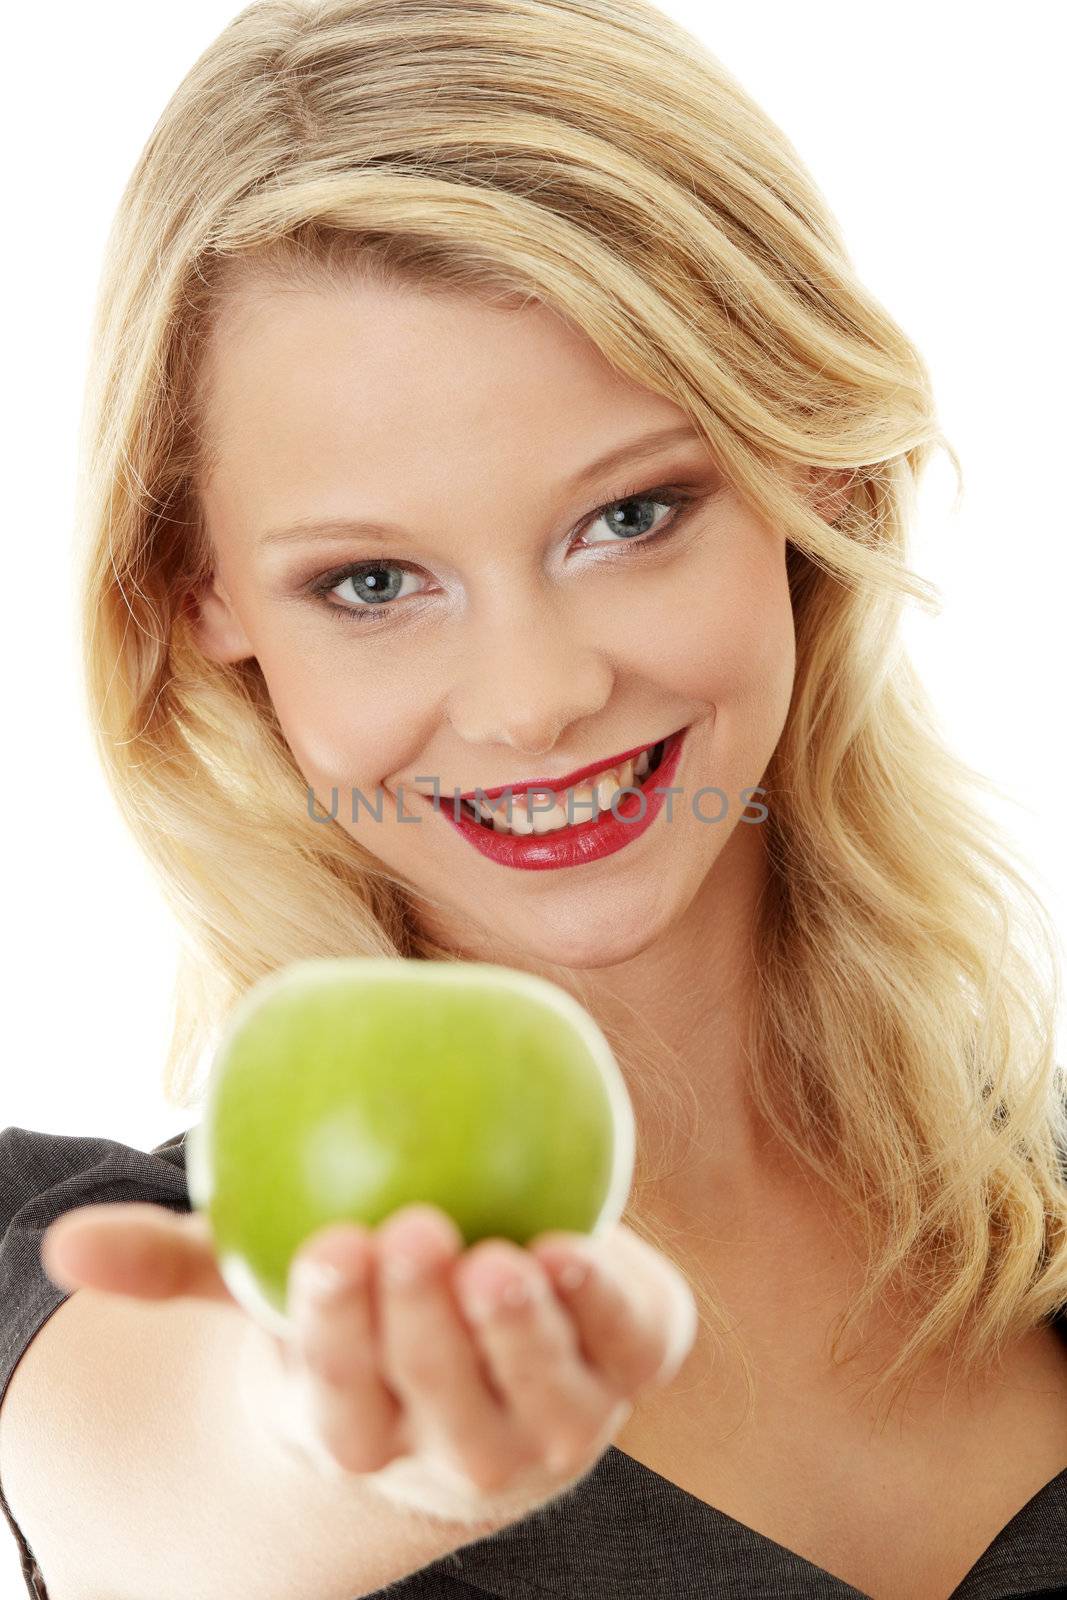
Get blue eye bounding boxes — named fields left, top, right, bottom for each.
left=581, top=489, right=691, bottom=547
left=309, top=481, right=703, bottom=625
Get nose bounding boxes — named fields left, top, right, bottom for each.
left=445, top=601, right=613, bottom=756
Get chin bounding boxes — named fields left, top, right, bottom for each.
left=506, top=910, right=670, bottom=973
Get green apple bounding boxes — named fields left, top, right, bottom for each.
left=186, top=957, right=635, bottom=1337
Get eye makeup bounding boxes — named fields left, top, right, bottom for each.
left=298, top=473, right=716, bottom=627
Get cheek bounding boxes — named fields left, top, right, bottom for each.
left=644, top=525, right=794, bottom=709
left=708, top=541, right=796, bottom=783
left=661, top=529, right=795, bottom=785
left=705, top=562, right=795, bottom=716
left=252, top=640, right=417, bottom=795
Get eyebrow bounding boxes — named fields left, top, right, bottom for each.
left=258, top=421, right=706, bottom=547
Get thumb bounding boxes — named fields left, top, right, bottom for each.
left=41, top=1203, right=237, bottom=1307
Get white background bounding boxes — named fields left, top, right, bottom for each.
left=2, top=1, right=1064, bottom=1585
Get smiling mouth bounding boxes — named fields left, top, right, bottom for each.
left=457, top=733, right=674, bottom=832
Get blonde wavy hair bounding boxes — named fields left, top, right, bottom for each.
left=75, top=0, right=1067, bottom=1424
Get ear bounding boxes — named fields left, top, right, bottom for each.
left=804, top=466, right=855, bottom=528
left=186, top=573, right=256, bottom=664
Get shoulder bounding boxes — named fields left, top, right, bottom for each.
left=0, top=1125, right=194, bottom=1412
left=1, top=1125, right=191, bottom=1226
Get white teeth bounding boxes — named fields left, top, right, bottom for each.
left=592, top=770, right=619, bottom=815
left=595, top=761, right=635, bottom=809
left=569, top=782, right=601, bottom=822
left=467, top=752, right=652, bottom=837
left=529, top=802, right=569, bottom=835
left=468, top=796, right=516, bottom=828
left=499, top=804, right=535, bottom=835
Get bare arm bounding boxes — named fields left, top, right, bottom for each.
left=3, top=1198, right=696, bottom=1600
left=0, top=1288, right=507, bottom=1600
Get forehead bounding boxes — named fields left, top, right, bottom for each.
left=196, top=270, right=695, bottom=501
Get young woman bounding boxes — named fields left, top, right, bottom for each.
left=3, top=2, right=1066, bottom=1597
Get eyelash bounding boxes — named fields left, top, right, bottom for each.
left=306, top=478, right=706, bottom=625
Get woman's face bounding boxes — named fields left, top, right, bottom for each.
left=193, top=273, right=809, bottom=968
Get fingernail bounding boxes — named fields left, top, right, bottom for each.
left=378, top=1208, right=457, bottom=1287
left=544, top=1252, right=591, bottom=1293
left=381, top=1247, right=427, bottom=1287
left=291, top=1258, right=348, bottom=1301
left=458, top=1266, right=530, bottom=1322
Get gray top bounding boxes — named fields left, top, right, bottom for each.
left=2, top=1125, right=1065, bottom=1599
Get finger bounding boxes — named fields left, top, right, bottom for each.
left=374, top=1204, right=524, bottom=1491
left=529, top=1224, right=698, bottom=1394
left=40, top=1204, right=236, bottom=1305
left=452, top=1239, right=629, bottom=1479
left=284, top=1221, right=404, bottom=1476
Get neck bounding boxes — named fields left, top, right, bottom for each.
left=531, top=822, right=800, bottom=1233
